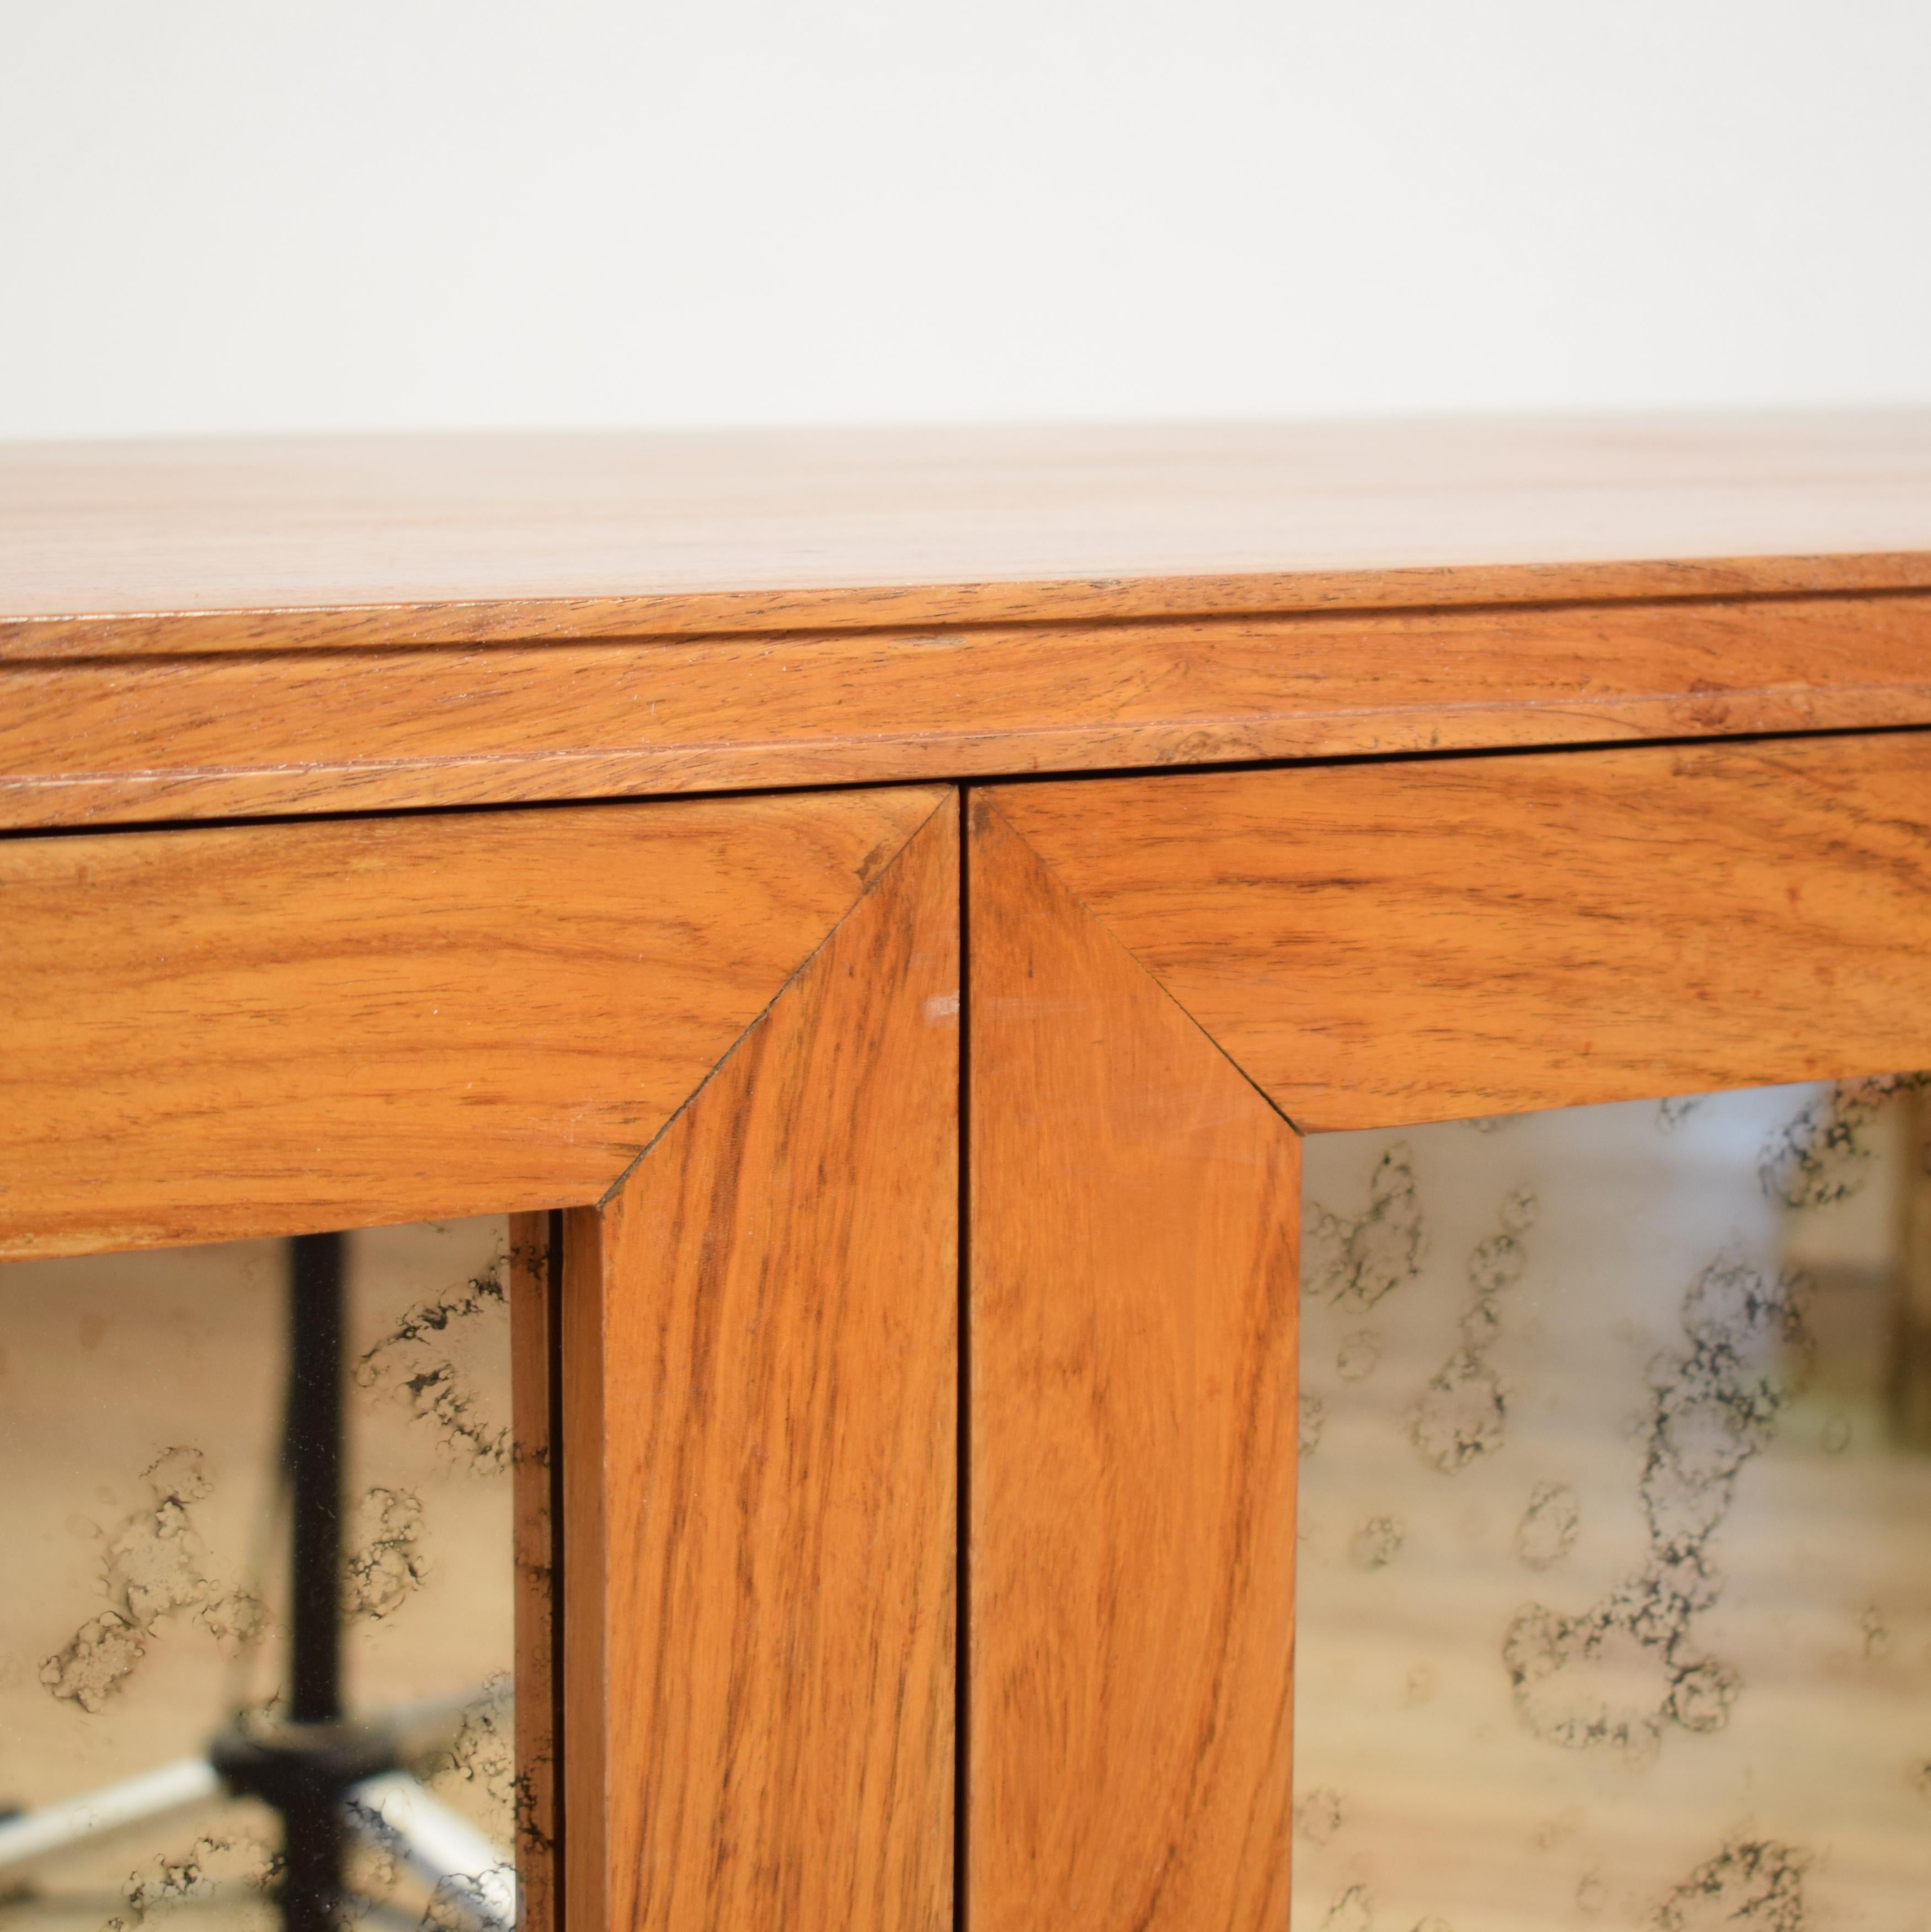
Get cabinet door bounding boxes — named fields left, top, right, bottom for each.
left=968, top=735, right=1931, bottom=1930
left=1, top=785, right=960, bottom=1932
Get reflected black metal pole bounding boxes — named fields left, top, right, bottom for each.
left=283, top=1232, right=346, bottom=1932
left=210, top=1229, right=504, bottom=1931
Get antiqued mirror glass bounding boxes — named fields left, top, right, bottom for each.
left=1295, top=1078, right=1931, bottom=1932
left=0, top=1219, right=519, bottom=1932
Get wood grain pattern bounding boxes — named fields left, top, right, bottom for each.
left=0, top=786, right=941, bottom=1256
left=5, top=414, right=1931, bottom=655
left=10, top=592, right=1931, bottom=828
left=968, top=796, right=1299, bottom=1932
left=563, top=798, right=957, bottom=1932
left=508, top=1210, right=559, bottom=1932
left=992, top=733, right=1931, bottom=1130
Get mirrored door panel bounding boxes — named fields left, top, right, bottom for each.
left=1297, top=1080, right=1931, bottom=1931
left=0, top=1220, right=518, bottom=1932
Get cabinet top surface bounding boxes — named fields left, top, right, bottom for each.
left=7, top=411, right=1931, bottom=652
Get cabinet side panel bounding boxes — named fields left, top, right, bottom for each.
left=968, top=798, right=1300, bottom=1932
left=571, top=799, right=958, bottom=1931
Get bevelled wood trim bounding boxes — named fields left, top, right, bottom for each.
left=8, top=593, right=1931, bottom=828
left=968, top=796, right=1299, bottom=1932
left=989, top=733, right=1931, bottom=1130
left=0, top=785, right=945, bottom=1256
left=564, top=798, right=957, bottom=1932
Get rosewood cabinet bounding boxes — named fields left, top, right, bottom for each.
left=4, top=416, right=1931, bottom=1930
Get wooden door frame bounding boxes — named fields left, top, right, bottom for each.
left=966, top=728, right=1931, bottom=1931
left=12, top=725, right=1931, bottom=1932
left=0, top=783, right=961, bottom=1932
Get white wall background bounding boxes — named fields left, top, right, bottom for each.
left=4, top=1, right=1929, bottom=441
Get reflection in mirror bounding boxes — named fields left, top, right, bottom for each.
left=1296, top=1079, right=1931, bottom=1931
left=0, top=1220, right=519, bottom=1932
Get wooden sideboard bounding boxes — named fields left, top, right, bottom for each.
left=5, top=414, right=1931, bottom=1931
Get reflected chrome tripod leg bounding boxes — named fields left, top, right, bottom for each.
left=0, top=1759, right=222, bottom=1870
left=345, top=1772, right=518, bottom=1932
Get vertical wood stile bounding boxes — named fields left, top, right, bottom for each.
left=560, top=797, right=959, bottom=1932
left=968, top=794, right=1301, bottom=1932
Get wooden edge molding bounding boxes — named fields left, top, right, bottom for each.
left=967, top=794, right=1299, bottom=1932
left=509, top=1209, right=561, bottom=1932
left=563, top=796, right=957, bottom=1932
left=7, top=554, right=1931, bottom=659
left=7, top=593, right=1931, bottom=828
left=989, top=732, right=1931, bottom=1130
left=0, top=783, right=946, bottom=1257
